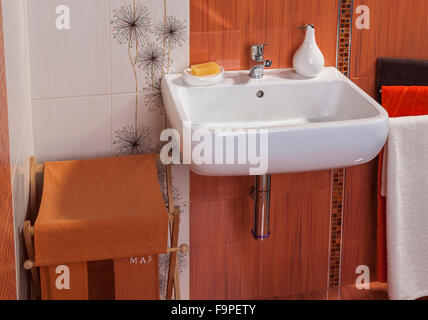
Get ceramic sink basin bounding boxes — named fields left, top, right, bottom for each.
left=161, top=67, right=389, bottom=176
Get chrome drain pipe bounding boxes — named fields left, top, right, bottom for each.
left=252, top=175, right=271, bottom=241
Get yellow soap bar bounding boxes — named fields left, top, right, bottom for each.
left=191, top=62, right=221, bottom=76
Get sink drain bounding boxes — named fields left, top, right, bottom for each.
left=256, top=90, right=264, bottom=98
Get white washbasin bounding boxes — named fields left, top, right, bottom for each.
left=161, top=67, right=389, bottom=176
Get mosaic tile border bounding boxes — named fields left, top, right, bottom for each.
left=336, top=0, right=353, bottom=77
left=329, top=0, right=353, bottom=289
left=329, top=168, right=346, bottom=288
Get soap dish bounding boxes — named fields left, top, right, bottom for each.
left=183, top=67, right=224, bottom=87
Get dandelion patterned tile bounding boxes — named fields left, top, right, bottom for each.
left=111, top=93, right=165, bottom=156
left=109, top=0, right=189, bottom=95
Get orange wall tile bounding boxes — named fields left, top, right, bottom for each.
left=190, top=0, right=339, bottom=70
left=190, top=173, right=332, bottom=299
left=189, top=0, right=428, bottom=299
left=350, top=0, right=428, bottom=98
left=189, top=0, right=339, bottom=300
left=0, top=2, right=17, bottom=300
left=341, top=0, right=428, bottom=286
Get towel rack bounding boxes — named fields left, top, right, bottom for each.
left=24, top=156, right=188, bottom=300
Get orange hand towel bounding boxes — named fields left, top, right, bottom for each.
left=114, top=256, right=160, bottom=300
left=40, top=263, right=89, bottom=300
left=378, top=86, right=428, bottom=282
left=34, top=154, right=168, bottom=300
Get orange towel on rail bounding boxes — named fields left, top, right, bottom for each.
left=34, top=154, right=168, bottom=300
left=39, top=263, right=89, bottom=300
left=378, top=86, right=428, bottom=282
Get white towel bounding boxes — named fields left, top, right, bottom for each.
left=385, top=115, right=428, bottom=300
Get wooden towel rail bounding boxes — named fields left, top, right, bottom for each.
left=24, top=156, right=188, bottom=300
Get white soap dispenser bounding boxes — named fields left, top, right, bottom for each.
left=293, top=24, right=325, bottom=78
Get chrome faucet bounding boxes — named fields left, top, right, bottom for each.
left=249, top=44, right=272, bottom=79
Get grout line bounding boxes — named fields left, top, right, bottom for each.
left=326, top=169, right=334, bottom=290
left=338, top=168, right=346, bottom=289
left=30, top=91, right=145, bottom=102
left=107, top=0, right=113, bottom=155
left=335, top=0, right=341, bottom=68
left=336, top=1, right=354, bottom=290
left=12, top=0, right=34, bottom=299
left=328, top=0, right=354, bottom=290
left=107, top=0, right=112, bottom=96
left=348, top=0, right=354, bottom=77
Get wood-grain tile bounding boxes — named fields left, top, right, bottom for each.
left=190, top=189, right=331, bottom=299
left=190, top=0, right=338, bottom=70
left=0, top=1, right=17, bottom=300
left=351, top=0, right=428, bottom=94
left=271, top=282, right=389, bottom=300
left=349, top=77, right=376, bottom=99
left=189, top=0, right=338, bottom=300
left=343, top=0, right=428, bottom=287
left=190, top=196, right=252, bottom=247
left=190, top=197, right=261, bottom=299
left=341, top=184, right=377, bottom=286
left=190, top=173, right=253, bottom=202
left=345, top=160, right=378, bottom=187
left=259, top=190, right=331, bottom=297
left=271, top=170, right=331, bottom=193
left=187, top=0, right=428, bottom=300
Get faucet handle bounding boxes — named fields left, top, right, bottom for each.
left=264, top=60, right=272, bottom=68
left=251, top=44, right=268, bottom=62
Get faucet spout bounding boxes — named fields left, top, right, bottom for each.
left=249, top=61, right=272, bottom=79
left=249, top=44, right=272, bottom=79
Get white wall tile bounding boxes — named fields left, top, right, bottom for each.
left=32, top=96, right=112, bottom=162
left=11, top=154, right=31, bottom=300
left=2, top=0, right=32, bottom=101
left=166, top=0, right=190, bottom=74
left=172, top=164, right=190, bottom=204
left=7, top=100, right=32, bottom=179
left=110, top=0, right=189, bottom=94
left=177, top=202, right=189, bottom=300
left=2, top=0, right=34, bottom=300
left=27, top=0, right=111, bottom=99
left=111, top=92, right=165, bottom=155
left=4, top=0, right=191, bottom=300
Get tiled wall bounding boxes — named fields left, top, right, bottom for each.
left=2, top=0, right=33, bottom=299
left=190, top=0, right=339, bottom=70
left=5, top=0, right=428, bottom=301
left=190, top=173, right=332, bottom=299
left=0, top=1, right=16, bottom=300
left=4, top=0, right=191, bottom=299
left=189, top=0, right=340, bottom=300
left=340, top=0, right=428, bottom=287
left=350, top=0, right=428, bottom=98
left=328, top=0, right=353, bottom=289
left=188, top=0, right=428, bottom=299
left=187, top=0, right=387, bottom=299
